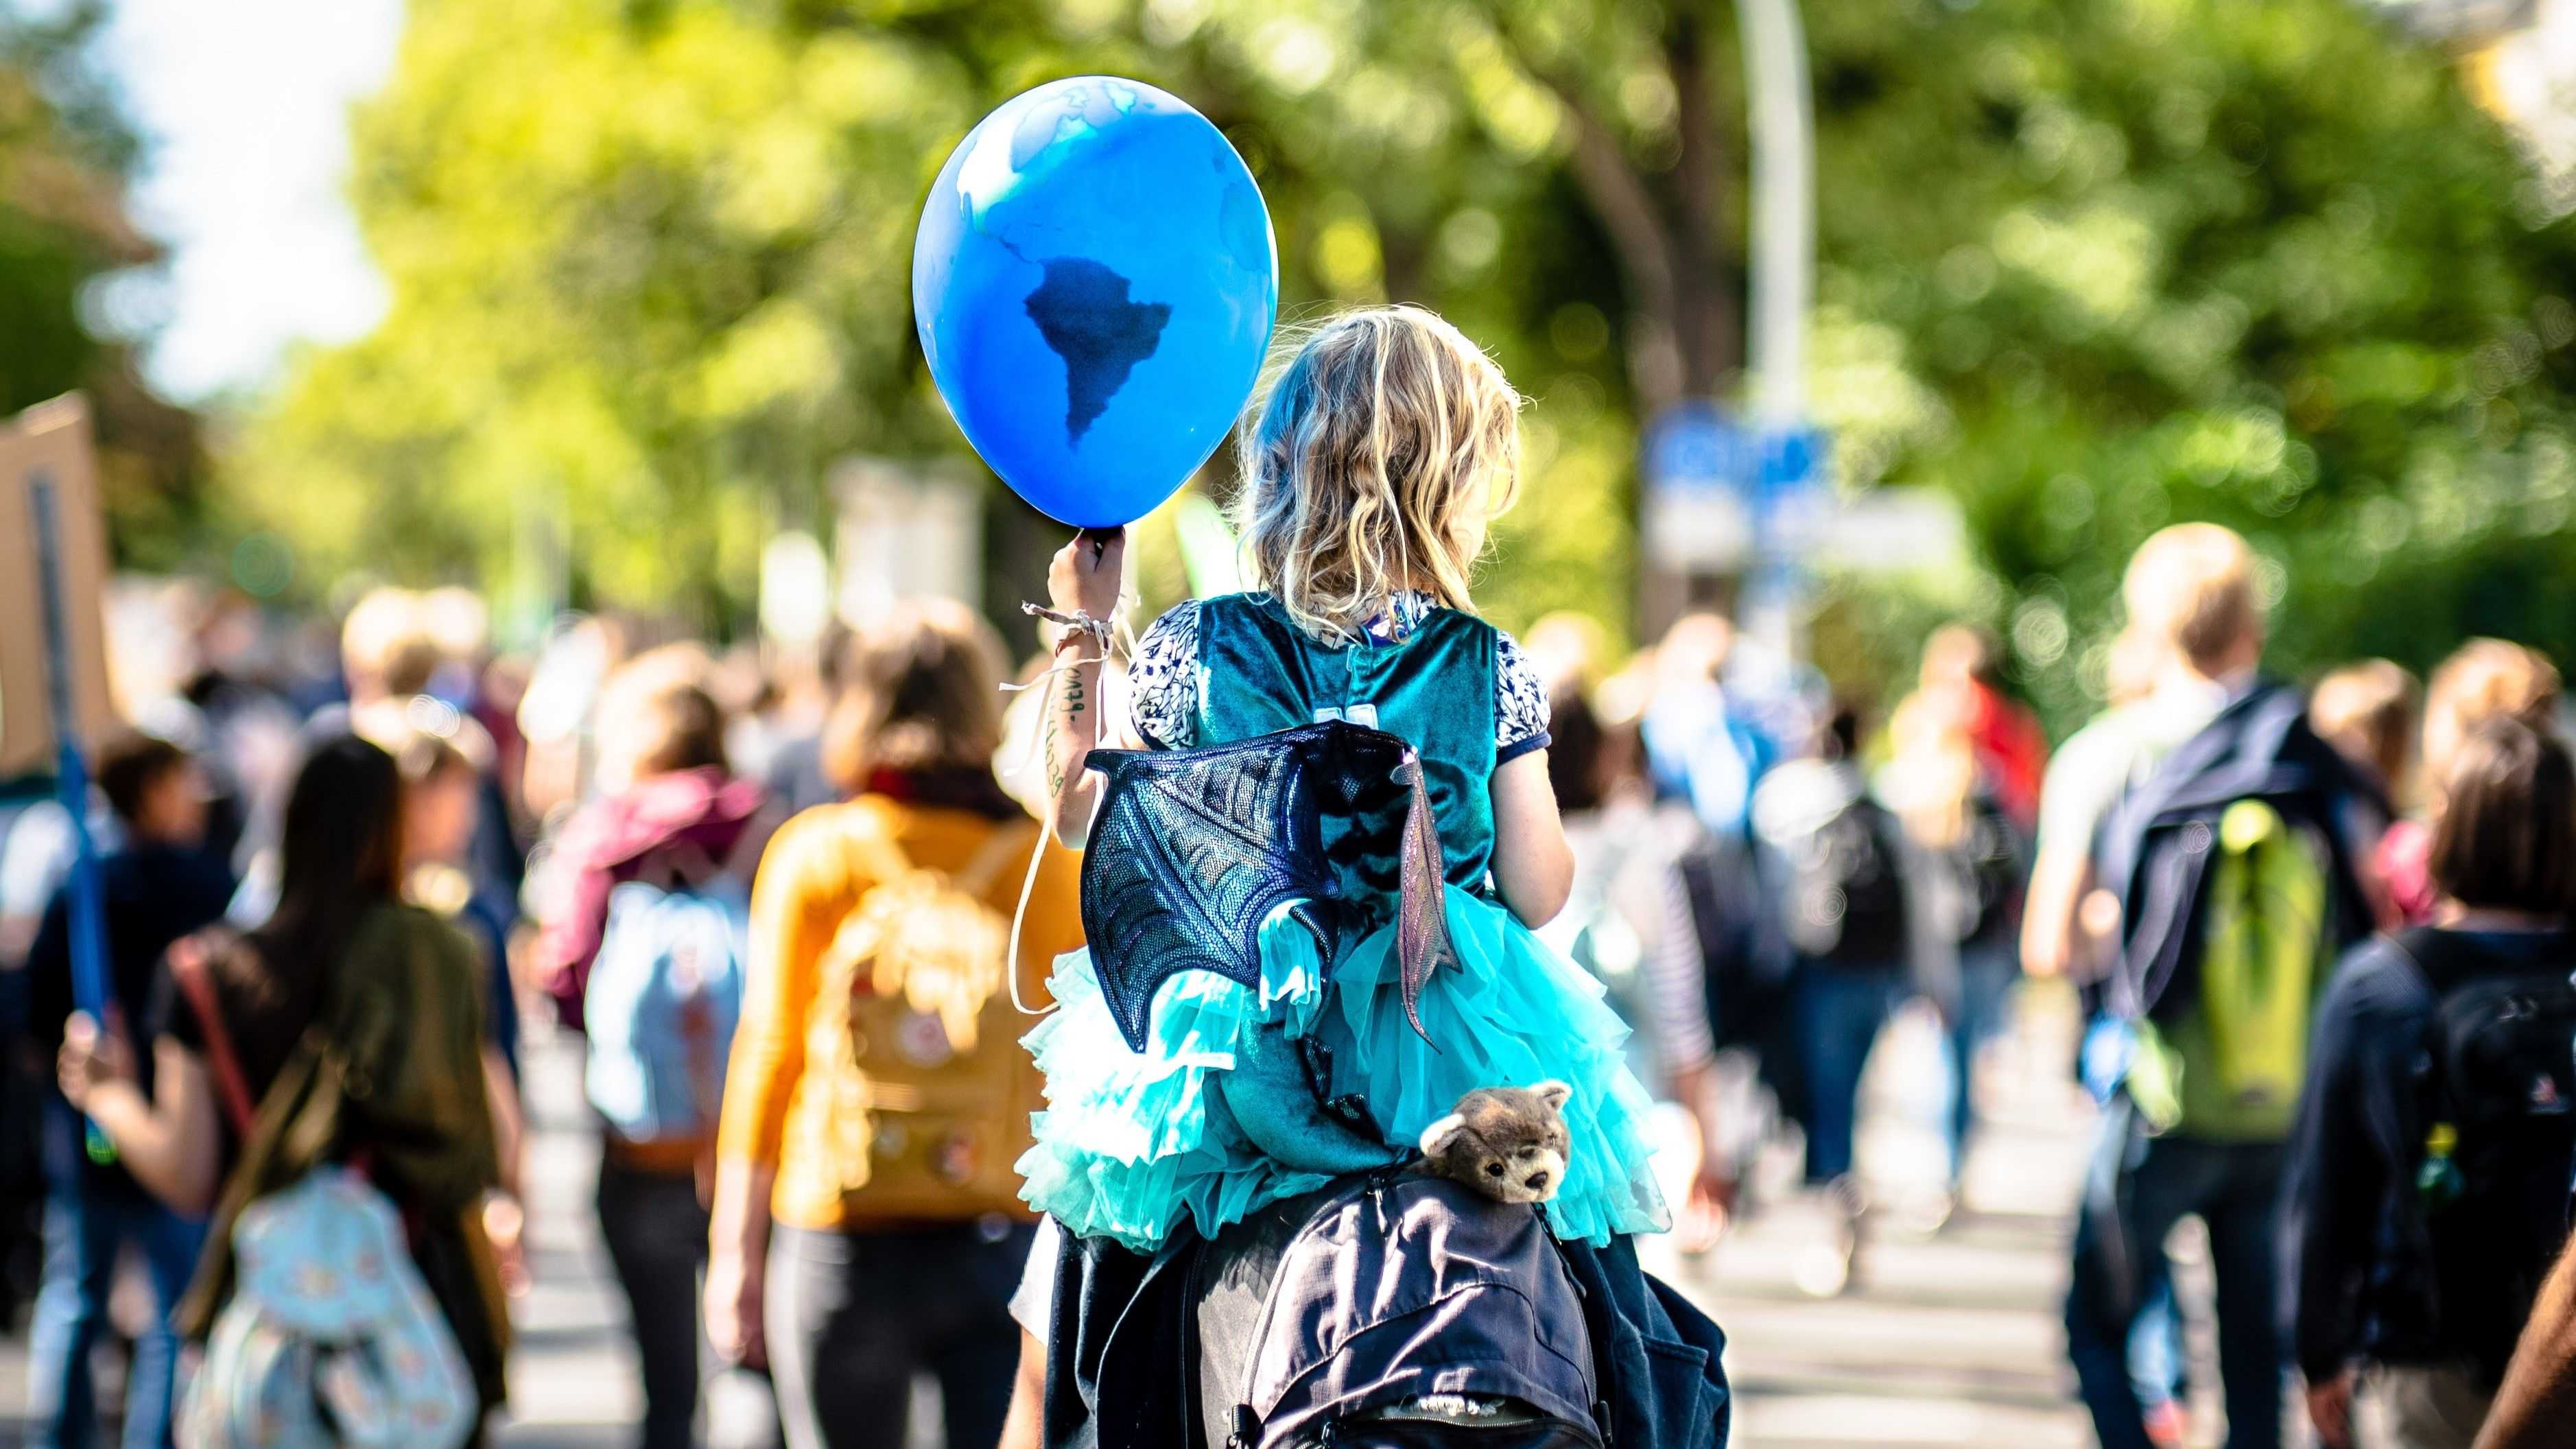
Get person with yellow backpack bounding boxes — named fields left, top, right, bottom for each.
left=703, top=600, right=1085, bottom=1449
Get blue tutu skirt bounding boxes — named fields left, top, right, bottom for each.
left=1016, top=885, right=1671, bottom=1254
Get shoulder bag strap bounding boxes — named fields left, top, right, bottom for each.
left=845, top=796, right=921, bottom=895
left=167, top=932, right=258, bottom=1139
left=2387, top=926, right=2486, bottom=998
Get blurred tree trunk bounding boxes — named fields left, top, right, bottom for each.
left=1491, top=5, right=1745, bottom=415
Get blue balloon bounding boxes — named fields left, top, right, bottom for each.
left=913, top=77, right=1278, bottom=529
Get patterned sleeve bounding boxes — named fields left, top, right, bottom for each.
left=1494, top=630, right=1552, bottom=764
left=1127, top=601, right=1201, bottom=750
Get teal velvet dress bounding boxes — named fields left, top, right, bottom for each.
left=1016, top=592, right=1669, bottom=1253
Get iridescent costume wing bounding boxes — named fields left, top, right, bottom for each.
left=1079, top=720, right=1458, bottom=1052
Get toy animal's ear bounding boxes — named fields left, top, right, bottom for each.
left=1531, top=1080, right=1573, bottom=1112
left=1419, top=1113, right=1470, bottom=1157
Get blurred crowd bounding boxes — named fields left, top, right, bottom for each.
left=8, top=521, right=2576, bottom=1449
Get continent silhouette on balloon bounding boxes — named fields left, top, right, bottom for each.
left=1022, top=257, right=1174, bottom=444
left=913, top=75, right=1276, bottom=523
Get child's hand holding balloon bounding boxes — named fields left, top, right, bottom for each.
left=1048, top=528, right=1128, bottom=629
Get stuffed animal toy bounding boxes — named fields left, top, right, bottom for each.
left=1417, top=1081, right=1572, bottom=1205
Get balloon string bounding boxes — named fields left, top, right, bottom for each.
left=1022, top=601, right=1115, bottom=653
left=1004, top=781, right=1109, bottom=1019
left=1000, top=595, right=1134, bottom=1016
left=1004, top=812, right=1054, bottom=1019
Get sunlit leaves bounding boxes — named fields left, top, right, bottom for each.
left=1805, top=0, right=2576, bottom=728
left=215, top=0, right=2576, bottom=696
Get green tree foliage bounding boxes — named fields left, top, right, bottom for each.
left=0, top=2, right=202, bottom=567
left=233, top=0, right=2576, bottom=723
left=224, top=0, right=1650, bottom=635
left=1801, top=0, right=2576, bottom=729
left=231, top=0, right=988, bottom=626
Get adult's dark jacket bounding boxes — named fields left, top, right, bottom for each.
left=1039, top=1190, right=1731, bottom=1449
left=2280, top=926, right=2576, bottom=1382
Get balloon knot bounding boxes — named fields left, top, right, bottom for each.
left=1024, top=602, right=1117, bottom=655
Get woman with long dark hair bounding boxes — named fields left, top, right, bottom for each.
left=59, top=733, right=512, bottom=1424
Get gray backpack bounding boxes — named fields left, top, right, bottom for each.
left=1192, top=1173, right=1604, bottom=1449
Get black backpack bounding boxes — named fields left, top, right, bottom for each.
left=1678, top=834, right=1784, bottom=1055
left=1935, top=792, right=2026, bottom=949
left=1777, top=792, right=1909, bottom=969
left=2392, top=927, right=2576, bottom=1378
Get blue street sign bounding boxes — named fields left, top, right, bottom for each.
left=1644, top=403, right=1756, bottom=498
left=1642, top=405, right=1830, bottom=572
left=1753, top=424, right=1830, bottom=555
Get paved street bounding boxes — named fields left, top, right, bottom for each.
left=4, top=987, right=2138, bottom=1449
left=1674, top=987, right=2107, bottom=1448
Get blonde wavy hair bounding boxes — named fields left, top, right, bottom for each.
left=1234, top=306, right=1523, bottom=641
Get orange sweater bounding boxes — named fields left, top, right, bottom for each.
left=714, top=796, right=1085, bottom=1232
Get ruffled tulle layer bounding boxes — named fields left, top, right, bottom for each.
left=1016, top=886, right=1671, bottom=1254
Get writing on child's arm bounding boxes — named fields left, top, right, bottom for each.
left=1042, top=528, right=1126, bottom=848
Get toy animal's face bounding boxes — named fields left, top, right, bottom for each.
left=1421, top=1082, right=1574, bottom=1205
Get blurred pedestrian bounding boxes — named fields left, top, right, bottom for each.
left=166, top=585, right=298, bottom=871
left=1643, top=613, right=1775, bottom=848
left=2284, top=717, right=2576, bottom=1449
left=226, top=588, right=449, bottom=924
left=377, top=708, right=530, bottom=1302
left=1880, top=667, right=2029, bottom=1217
left=703, top=600, right=1083, bottom=1449
left=2308, top=658, right=2416, bottom=926
left=2376, top=641, right=2560, bottom=926
left=1753, top=702, right=1913, bottom=1282
left=2309, top=659, right=2415, bottom=816
left=2042, top=523, right=2376, bottom=1449
left=335, top=587, right=442, bottom=714
left=742, top=624, right=851, bottom=817
left=533, top=655, right=773, bottom=1449
left=1915, top=622, right=2048, bottom=830
left=22, top=732, right=233, bottom=1449
left=56, top=734, right=513, bottom=1435
left=381, top=705, right=523, bottom=1080
left=1537, top=670, right=1732, bottom=1242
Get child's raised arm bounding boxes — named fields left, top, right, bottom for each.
left=1041, top=528, right=1126, bottom=848
left=1489, top=750, right=1574, bottom=927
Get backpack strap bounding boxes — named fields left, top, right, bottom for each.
left=844, top=801, right=1036, bottom=900
left=2387, top=926, right=2509, bottom=997
left=168, top=932, right=258, bottom=1140
left=847, top=801, right=1054, bottom=1014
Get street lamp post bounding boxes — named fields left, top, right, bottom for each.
left=1738, top=0, right=1816, bottom=670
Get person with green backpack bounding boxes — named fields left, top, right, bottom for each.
left=2026, top=524, right=2378, bottom=1449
